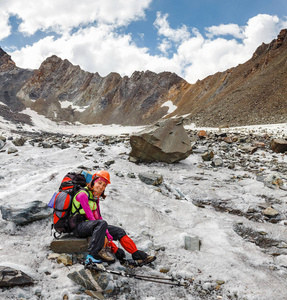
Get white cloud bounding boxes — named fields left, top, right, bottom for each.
left=1, top=0, right=152, bottom=36
left=154, top=12, right=191, bottom=43
left=243, top=14, right=281, bottom=49
left=169, top=14, right=286, bottom=83
left=0, top=11, right=11, bottom=40
left=157, top=38, right=172, bottom=54
left=205, top=24, right=244, bottom=39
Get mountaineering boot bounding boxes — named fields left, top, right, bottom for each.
left=115, top=248, right=126, bottom=263
left=135, top=255, right=156, bottom=267
left=132, top=250, right=156, bottom=266
left=85, top=254, right=102, bottom=266
left=96, top=247, right=116, bottom=264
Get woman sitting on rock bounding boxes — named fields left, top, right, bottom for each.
left=71, top=169, right=156, bottom=266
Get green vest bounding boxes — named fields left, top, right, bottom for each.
left=72, top=187, right=97, bottom=215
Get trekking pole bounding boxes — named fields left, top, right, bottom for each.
left=85, top=264, right=189, bottom=287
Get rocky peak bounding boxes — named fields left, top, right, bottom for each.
left=0, top=47, right=16, bottom=72
left=274, top=28, right=287, bottom=48
left=253, top=28, right=287, bottom=59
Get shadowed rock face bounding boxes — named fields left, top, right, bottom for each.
left=0, top=48, right=34, bottom=123
left=0, top=29, right=287, bottom=127
left=15, top=55, right=185, bottom=125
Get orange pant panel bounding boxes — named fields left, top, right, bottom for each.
left=108, top=241, right=118, bottom=254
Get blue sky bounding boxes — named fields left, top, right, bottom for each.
left=0, top=0, right=286, bottom=83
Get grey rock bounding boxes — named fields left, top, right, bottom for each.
left=0, top=139, right=5, bottom=150
left=12, top=137, right=26, bottom=146
left=104, top=160, right=115, bottom=167
left=7, top=147, right=18, bottom=154
left=129, top=118, right=192, bottom=163
left=41, top=142, right=53, bottom=148
left=67, top=268, right=114, bottom=294
left=184, top=235, right=201, bottom=252
left=239, top=145, right=258, bottom=154
left=115, top=172, right=124, bottom=177
left=58, top=142, right=70, bottom=149
left=211, top=157, right=224, bottom=167
left=0, top=200, right=52, bottom=225
left=138, top=172, right=163, bottom=186
left=127, top=172, right=136, bottom=178
left=0, top=266, right=34, bottom=287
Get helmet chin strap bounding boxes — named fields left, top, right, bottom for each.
left=93, top=189, right=101, bottom=198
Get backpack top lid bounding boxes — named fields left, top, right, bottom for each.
left=59, top=172, right=87, bottom=192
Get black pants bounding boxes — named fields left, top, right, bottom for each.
left=73, top=219, right=126, bottom=256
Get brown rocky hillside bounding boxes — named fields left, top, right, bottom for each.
left=0, top=29, right=286, bottom=127
left=171, top=28, right=287, bottom=127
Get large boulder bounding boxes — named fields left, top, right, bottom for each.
left=129, top=118, right=192, bottom=163
left=0, top=200, right=52, bottom=225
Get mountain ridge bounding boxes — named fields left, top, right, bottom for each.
left=0, top=28, right=286, bottom=127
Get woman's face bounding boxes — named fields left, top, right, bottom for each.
left=93, top=179, right=107, bottom=197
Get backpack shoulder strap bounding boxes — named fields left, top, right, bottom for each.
left=71, top=187, right=92, bottom=215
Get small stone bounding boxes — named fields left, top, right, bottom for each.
left=12, top=137, right=26, bottom=146
left=57, top=254, right=73, bottom=266
left=127, top=172, right=136, bottom=178
left=240, top=145, right=258, bottom=154
left=47, top=253, right=61, bottom=260
left=160, top=267, right=170, bottom=273
left=115, top=172, right=124, bottom=177
left=184, top=235, right=200, bottom=251
left=198, top=130, right=207, bottom=139
left=0, top=140, right=5, bottom=150
left=263, top=207, right=279, bottom=217
left=211, top=157, right=223, bottom=167
left=201, top=151, right=214, bottom=161
left=41, top=142, right=53, bottom=148
left=223, top=136, right=233, bottom=144
left=104, top=160, right=115, bottom=167
left=7, top=147, right=18, bottom=154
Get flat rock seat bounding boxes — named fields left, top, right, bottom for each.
left=50, top=234, right=91, bottom=253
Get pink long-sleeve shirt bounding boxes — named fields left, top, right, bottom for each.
left=75, top=192, right=102, bottom=221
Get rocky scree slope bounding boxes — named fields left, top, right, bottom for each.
left=170, top=29, right=287, bottom=127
